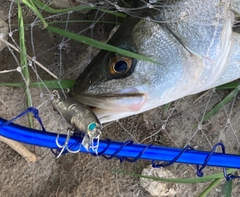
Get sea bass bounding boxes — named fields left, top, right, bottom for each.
left=70, top=0, right=240, bottom=123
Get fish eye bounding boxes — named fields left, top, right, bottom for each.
left=107, top=56, right=134, bottom=78
left=114, top=60, right=128, bottom=73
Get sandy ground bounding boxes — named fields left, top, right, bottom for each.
left=0, top=1, right=240, bottom=197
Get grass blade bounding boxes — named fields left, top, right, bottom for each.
left=0, top=80, right=75, bottom=89
left=32, top=0, right=126, bottom=18
left=18, top=5, right=29, bottom=83
left=198, top=178, right=222, bottom=197
left=0, top=83, right=24, bottom=87
left=30, top=79, right=75, bottom=89
left=223, top=179, right=233, bottom=197
left=22, top=0, right=48, bottom=28
left=18, top=2, right=33, bottom=127
left=47, top=20, right=120, bottom=25
left=216, top=81, right=240, bottom=90
left=29, top=79, right=75, bottom=89
left=200, top=88, right=240, bottom=124
left=113, top=169, right=235, bottom=184
left=33, top=0, right=94, bottom=14
left=47, top=25, right=157, bottom=63
left=163, top=102, right=171, bottom=117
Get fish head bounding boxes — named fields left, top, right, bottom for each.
left=70, top=1, right=235, bottom=123
left=70, top=18, right=193, bottom=123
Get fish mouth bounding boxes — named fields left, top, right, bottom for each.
left=71, top=87, right=147, bottom=123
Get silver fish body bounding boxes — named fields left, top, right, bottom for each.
left=70, top=0, right=240, bottom=123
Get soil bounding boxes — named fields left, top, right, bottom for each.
left=0, top=1, right=240, bottom=197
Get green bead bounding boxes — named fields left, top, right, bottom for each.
left=88, top=122, right=97, bottom=131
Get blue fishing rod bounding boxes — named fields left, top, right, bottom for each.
left=0, top=108, right=240, bottom=174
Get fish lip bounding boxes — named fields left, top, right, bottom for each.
left=89, top=93, right=147, bottom=123
left=87, top=93, right=146, bottom=112
left=72, top=86, right=146, bottom=100
left=83, top=92, right=145, bottom=98
left=71, top=87, right=147, bottom=114
left=76, top=92, right=146, bottom=111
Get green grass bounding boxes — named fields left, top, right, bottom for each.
left=22, top=0, right=48, bottom=28
left=46, top=25, right=157, bottom=63
left=22, top=0, right=155, bottom=64
left=46, top=20, right=121, bottom=25
left=114, top=169, right=235, bottom=184
left=115, top=169, right=235, bottom=197
left=223, top=179, right=233, bottom=197
left=200, top=87, right=240, bottom=124
left=198, top=178, right=222, bottom=197
left=198, top=177, right=232, bottom=197
left=0, top=79, right=75, bottom=89
left=32, top=0, right=126, bottom=18
left=18, top=1, right=33, bottom=127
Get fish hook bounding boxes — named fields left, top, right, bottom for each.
left=55, top=128, right=80, bottom=158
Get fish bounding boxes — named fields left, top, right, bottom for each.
left=69, top=0, right=240, bottom=124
